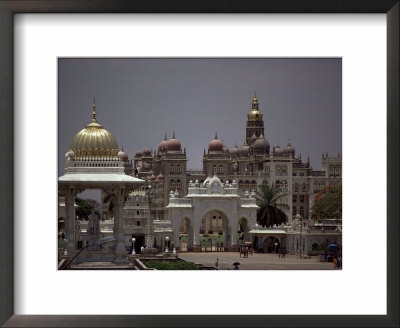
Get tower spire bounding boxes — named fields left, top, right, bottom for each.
left=252, top=92, right=259, bottom=110
left=215, top=131, right=218, bottom=139
left=92, top=96, right=97, bottom=122
left=172, top=131, right=176, bottom=139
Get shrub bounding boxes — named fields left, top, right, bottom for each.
left=203, top=234, right=209, bottom=238
left=145, top=260, right=199, bottom=270
left=208, top=230, right=213, bottom=234
left=218, top=232, right=223, bottom=236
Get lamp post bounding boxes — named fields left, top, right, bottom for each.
left=131, top=237, right=136, bottom=255
left=296, top=213, right=303, bottom=258
left=147, top=184, right=155, bottom=248
left=165, top=236, right=169, bottom=253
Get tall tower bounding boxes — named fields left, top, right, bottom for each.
left=246, top=93, right=265, bottom=145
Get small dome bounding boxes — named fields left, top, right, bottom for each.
left=167, top=132, right=181, bottom=152
left=274, top=144, right=283, bottom=154
left=143, top=147, right=152, bottom=156
left=231, top=142, right=240, bottom=157
left=150, top=174, right=156, bottom=180
left=283, top=141, right=295, bottom=157
left=249, top=132, right=257, bottom=145
left=135, top=149, right=142, bottom=157
left=118, top=150, right=128, bottom=162
left=208, top=132, right=223, bottom=152
left=240, top=142, right=250, bottom=157
left=158, top=133, right=168, bottom=153
left=157, top=173, right=164, bottom=180
left=253, top=134, right=270, bottom=154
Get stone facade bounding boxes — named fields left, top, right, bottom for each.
left=167, top=175, right=258, bottom=251
left=130, top=94, right=342, bottom=225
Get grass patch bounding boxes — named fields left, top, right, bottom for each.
left=145, top=260, right=199, bottom=270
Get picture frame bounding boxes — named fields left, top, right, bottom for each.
left=0, top=0, right=398, bottom=327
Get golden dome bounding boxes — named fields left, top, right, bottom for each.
left=69, top=100, right=119, bottom=158
left=247, top=93, right=263, bottom=121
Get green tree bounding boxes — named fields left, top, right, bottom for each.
left=311, top=184, right=342, bottom=220
left=255, top=184, right=288, bottom=227
left=75, top=197, right=100, bottom=220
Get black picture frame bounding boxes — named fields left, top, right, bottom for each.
left=0, top=1, right=398, bottom=327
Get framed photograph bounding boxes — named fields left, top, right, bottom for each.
left=1, top=1, right=398, bottom=327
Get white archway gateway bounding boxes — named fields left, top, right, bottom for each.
left=167, top=174, right=258, bottom=251
left=58, top=101, right=144, bottom=265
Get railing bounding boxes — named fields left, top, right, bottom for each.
left=167, top=198, right=193, bottom=205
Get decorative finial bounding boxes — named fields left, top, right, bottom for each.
left=172, top=131, right=176, bottom=139
left=215, top=131, right=218, bottom=139
left=164, top=133, right=167, bottom=141
left=92, top=97, right=97, bottom=122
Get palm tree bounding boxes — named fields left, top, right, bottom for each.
left=255, top=184, right=289, bottom=227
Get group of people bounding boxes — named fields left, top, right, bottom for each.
left=333, top=256, right=342, bottom=269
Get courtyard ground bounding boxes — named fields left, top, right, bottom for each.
left=178, top=252, right=334, bottom=270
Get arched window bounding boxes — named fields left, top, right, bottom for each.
left=176, top=164, right=181, bottom=173
left=218, top=165, right=223, bottom=173
left=302, top=183, right=306, bottom=191
left=170, top=165, right=175, bottom=173
left=275, top=165, right=282, bottom=176
left=281, top=165, right=287, bottom=175
left=176, top=179, right=181, bottom=188
left=212, top=165, right=217, bottom=173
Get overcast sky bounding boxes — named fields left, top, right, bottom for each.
left=58, top=58, right=341, bottom=179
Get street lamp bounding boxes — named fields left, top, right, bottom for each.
left=131, top=237, right=136, bottom=255
left=165, top=236, right=169, bottom=253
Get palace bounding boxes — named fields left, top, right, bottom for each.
left=59, top=94, right=342, bottom=259
left=131, top=93, right=341, bottom=226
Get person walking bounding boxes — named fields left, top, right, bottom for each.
left=333, top=256, right=338, bottom=270
left=215, top=258, right=219, bottom=269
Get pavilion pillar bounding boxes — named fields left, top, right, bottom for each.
left=114, top=191, right=128, bottom=265
left=65, top=191, right=76, bottom=255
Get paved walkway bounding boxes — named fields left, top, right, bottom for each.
left=178, top=252, right=334, bottom=270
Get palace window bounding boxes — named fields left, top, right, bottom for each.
left=176, top=164, right=181, bottom=173
left=293, top=206, right=297, bottom=215
left=218, top=165, right=223, bottom=173
left=302, top=183, right=306, bottom=191
left=300, top=195, right=304, bottom=203
left=176, top=179, right=181, bottom=188
left=170, top=165, right=174, bottom=173
left=212, top=165, right=217, bottom=173
left=300, top=206, right=304, bottom=216
left=281, top=166, right=287, bottom=176
left=136, top=221, right=141, bottom=226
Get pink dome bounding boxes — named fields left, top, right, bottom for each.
left=143, top=147, right=152, bottom=156
left=157, top=173, right=164, bottom=180
left=208, top=132, right=223, bottom=152
left=167, top=132, right=181, bottom=152
left=158, top=134, right=169, bottom=152
left=135, top=149, right=142, bottom=157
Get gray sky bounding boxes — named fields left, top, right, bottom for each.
left=58, top=58, right=341, bottom=180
